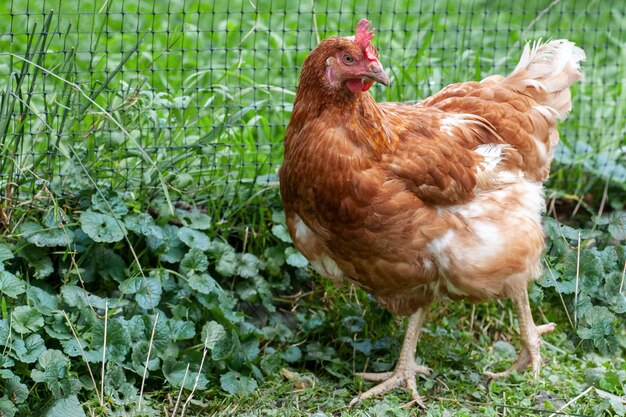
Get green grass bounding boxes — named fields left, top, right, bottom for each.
left=204, top=299, right=623, bottom=417
left=0, top=1, right=624, bottom=416
left=0, top=0, right=625, bottom=213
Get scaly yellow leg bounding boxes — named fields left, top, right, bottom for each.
left=350, top=308, right=431, bottom=408
left=485, top=289, right=556, bottom=379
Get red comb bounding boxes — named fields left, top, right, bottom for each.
left=354, top=19, right=377, bottom=61
left=355, top=19, right=374, bottom=47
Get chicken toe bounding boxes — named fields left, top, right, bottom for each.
left=351, top=309, right=431, bottom=407
left=485, top=289, right=556, bottom=380
left=351, top=360, right=431, bottom=407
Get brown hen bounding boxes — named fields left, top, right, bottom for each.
left=279, top=19, right=585, bottom=407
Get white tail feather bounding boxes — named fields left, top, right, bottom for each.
left=512, top=39, right=586, bottom=120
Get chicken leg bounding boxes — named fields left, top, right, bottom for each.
left=484, top=288, right=556, bottom=379
left=350, top=308, right=431, bottom=408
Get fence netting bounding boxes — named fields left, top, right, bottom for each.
left=0, top=0, right=624, bottom=217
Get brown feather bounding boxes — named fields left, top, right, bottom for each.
left=280, top=35, right=584, bottom=315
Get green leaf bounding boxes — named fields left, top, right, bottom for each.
left=33, top=256, right=54, bottom=279
left=0, top=355, right=14, bottom=370
left=577, top=306, right=618, bottom=353
left=608, top=293, right=626, bottom=315
left=0, top=243, right=13, bottom=262
left=271, top=224, right=292, bottom=243
left=104, top=362, right=128, bottom=389
left=131, top=340, right=160, bottom=375
left=188, top=273, right=217, bottom=295
left=249, top=275, right=275, bottom=312
left=125, top=316, right=147, bottom=342
left=305, top=342, right=335, bottom=361
left=233, top=338, right=260, bottom=363
left=599, top=371, right=622, bottom=392
left=216, top=250, right=237, bottom=277
left=60, top=285, right=87, bottom=308
left=11, top=306, right=44, bottom=334
left=80, top=210, right=126, bottom=243
left=125, top=213, right=163, bottom=240
left=14, top=334, right=46, bottom=363
left=569, top=248, right=604, bottom=293
left=263, top=246, right=285, bottom=276
left=238, top=253, right=261, bottom=278
left=176, top=209, right=212, bottom=230
left=596, top=389, right=626, bottom=416
left=271, top=210, right=286, bottom=224
left=27, top=286, right=59, bottom=315
left=213, top=288, right=243, bottom=324
left=605, top=271, right=625, bottom=298
left=61, top=338, right=88, bottom=358
left=201, top=321, right=226, bottom=350
left=220, top=370, right=257, bottom=395
left=19, top=221, right=74, bottom=247
left=606, top=212, right=626, bottom=241
left=491, top=340, right=517, bottom=360
left=207, top=239, right=235, bottom=255
left=556, top=279, right=577, bottom=294
left=236, top=281, right=257, bottom=302
left=155, top=225, right=184, bottom=262
left=2, top=375, right=28, bottom=404
left=150, top=268, right=172, bottom=290
left=211, top=331, right=236, bottom=361
left=0, top=319, right=9, bottom=346
left=180, top=248, right=209, bottom=275
left=120, top=276, right=162, bottom=310
left=43, top=314, right=72, bottom=341
left=280, top=346, right=302, bottom=363
left=135, top=278, right=162, bottom=310
left=119, top=276, right=141, bottom=294
left=94, top=247, right=127, bottom=283
left=576, top=294, right=594, bottom=318
left=91, top=192, right=128, bottom=217
left=0, top=270, right=26, bottom=298
left=92, top=318, right=131, bottom=361
left=61, top=285, right=108, bottom=309
left=83, top=348, right=103, bottom=363
left=169, top=319, right=196, bottom=341
left=32, top=349, right=69, bottom=382
left=162, top=358, right=208, bottom=390
left=578, top=306, right=614, bottom=338
left=43, top=395, right=86, bottom=417
left=141, top=314, right=170, bottom=353
left=285, top=247, right=308, bottom=268
left=177, top=227, right=210, bottom=250
left=342, top=316, right=366, bottom=333
left=0, top=399, right=17, bottom=417
left=42, top=206, right=70, bottom=228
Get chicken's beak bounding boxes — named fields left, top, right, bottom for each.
left=366, top=61, right=390, bottom=86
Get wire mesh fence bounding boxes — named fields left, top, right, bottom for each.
left=0, top=0, right=624, bottom=218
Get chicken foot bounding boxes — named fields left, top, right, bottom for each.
left=350, top=308, right=431, bottom=408
left=485, top=288, right=556, bottom=379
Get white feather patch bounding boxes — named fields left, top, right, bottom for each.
left=474, top=143, right=509, bottom=171
left=514, top=39, right=586, bottom=94
left=440, top=113, right=485, bottom=136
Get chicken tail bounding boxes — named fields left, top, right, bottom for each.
left=510, top=40, right=586, bottom=120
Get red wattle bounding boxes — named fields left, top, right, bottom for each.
left=346, top=79, right=364, bottom=93
left=362, top=80, right=374, bottom=91
left=346, top=79, right=374, bottom=93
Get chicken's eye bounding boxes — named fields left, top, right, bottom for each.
left=342, top=54, right=355, bottom=65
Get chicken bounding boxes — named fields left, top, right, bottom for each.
left=279, top=19, right=585, bottom=407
